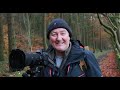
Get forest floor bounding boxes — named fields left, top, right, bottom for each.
left=99, top=51, right=120, bottom=77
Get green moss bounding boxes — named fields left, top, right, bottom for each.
left=116, top=53, right=120, bottom=70
left=117, top=54, right=120, bottom=60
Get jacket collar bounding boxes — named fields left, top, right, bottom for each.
left=64, top=40, right=85, bottom=66
left=46, top=42, right=72, bottom=69
left=46, top=40, right=85, bottom=68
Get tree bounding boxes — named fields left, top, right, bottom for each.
left=23, top=13, right=32, bottom=51
left=7, top=13, right=16, bottom=54
left=43, top=13, right=48, bottom=50
left=0, top=14, right=4, bottom=61
left=97, top=13, right=120, bottom=55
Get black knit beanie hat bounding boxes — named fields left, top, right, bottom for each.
left=47, top=18, right=72, bottom=39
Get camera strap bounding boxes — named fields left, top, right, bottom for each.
left=48, top=58, right=56, bottom=67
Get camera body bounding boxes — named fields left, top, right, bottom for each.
left=9, top=49, right=49, bottom=77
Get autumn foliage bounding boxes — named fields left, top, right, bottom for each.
left=99, top=51, right=120, bottom=77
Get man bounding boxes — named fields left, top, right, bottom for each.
left=43, top=18, right=102, bottom=77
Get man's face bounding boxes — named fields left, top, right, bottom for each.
left=49, top=28, right=70, bottom=52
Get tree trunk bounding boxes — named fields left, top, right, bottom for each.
left=43, top=13, right=48, bottom=50
left=7, top=13, right=16, bottom=54
left=0, top=14, right=4, bottom=61
left=100, top=28, right=103, bottom=52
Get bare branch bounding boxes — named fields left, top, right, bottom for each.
left=105, top=14, right=118, bottom=30
left=97, top=13, right=115, bottom=37
left=103, top=27, right=114, bottom=37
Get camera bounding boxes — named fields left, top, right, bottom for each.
left=9, top=49, right=49, bottom=77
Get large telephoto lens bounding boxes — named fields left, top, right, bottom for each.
left=9, top=49, right=42, bottom=71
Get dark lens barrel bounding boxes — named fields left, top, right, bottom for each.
left=25, top=52, right=42, bottom=66
left=9, top=49, right=26, bottom=71
left=9, top=49, right=42, bottom=71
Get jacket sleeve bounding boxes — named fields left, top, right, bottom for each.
left=84, top=50, right=102, bottom=77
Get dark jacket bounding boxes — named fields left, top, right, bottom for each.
left=43, top=40, right=102, bottom=77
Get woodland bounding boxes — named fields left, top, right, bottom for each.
left=0, top=13, right=120, bottom=77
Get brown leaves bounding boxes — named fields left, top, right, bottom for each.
left=99, top=51, right=120, bottom=77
